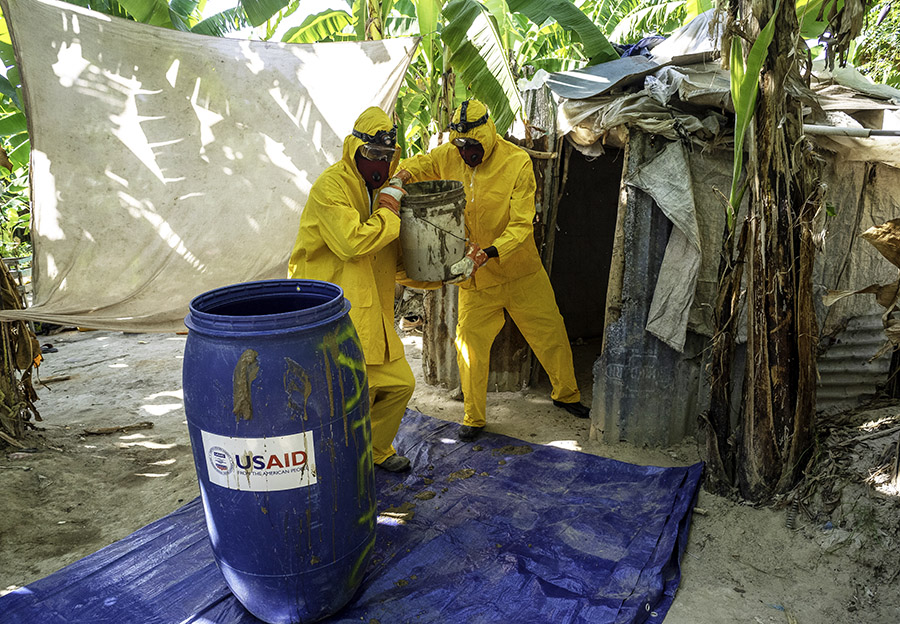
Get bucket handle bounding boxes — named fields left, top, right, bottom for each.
left=406, top=214, right=467, bottom=243
left=404, top=204, right=461, bottom=219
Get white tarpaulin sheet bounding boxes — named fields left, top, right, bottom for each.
left=0, top=0, right=417, bottom=331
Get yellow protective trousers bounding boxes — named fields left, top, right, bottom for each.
left=367, top=355, right=415, bottom=464
left=456, top=268, right=581, bottom=428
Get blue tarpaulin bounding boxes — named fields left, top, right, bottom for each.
left=1, top=411, right=703, bottom=623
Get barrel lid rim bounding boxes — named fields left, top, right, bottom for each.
left=185, top=279, right=348, bottom=333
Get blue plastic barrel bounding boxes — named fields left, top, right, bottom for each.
left=183, top=279, right=375, bottom=624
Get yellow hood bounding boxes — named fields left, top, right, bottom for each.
left=342, top=106, right=400, bottom=182
left=448, top=99, right=497, bottom=162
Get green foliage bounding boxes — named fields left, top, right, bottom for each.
left=508, top=0, right=618, bottom=63
left=0, top=182, right=31, bottom=259
left=577, top=0, right=707, bottom=42
left=191, top=7, right=252, bottom=36
left=729, top=0, right=781, bottom=224
left=682, top=0, right=712, bottom=22
left=0, top=107, right=30, bottom=259
left=851, top=0, right=900, bottom=87
left=239, top=0, right=290, bottom=27
left=442, top=0, right=523, bottom=135
left=396, top=0, right=446, bottom=155
left=795, top=0, right=837, bottom=37
left=609, top=0, right=687, bottom=43
left=0, top=14, right=28, bottom=258
left=117, top=0, right=176, bottom=27
left=282, top=9, right=353, bottom=43
left=513, top=13, right=587, bottom=73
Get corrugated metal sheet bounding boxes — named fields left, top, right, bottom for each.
left=422, top=286, right=532, bottom=392
left=817, top=314, right=892, bottom=413
left=546, top=56, right=659, bottom=100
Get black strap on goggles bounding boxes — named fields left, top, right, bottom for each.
left=352, top=125, right=397, bottom=147
left=449, top=100, right=488, bottom=133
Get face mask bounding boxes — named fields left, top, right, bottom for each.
left=457, top=142, right=485, bottom=167
left=355, top=151, right=391, bottom=189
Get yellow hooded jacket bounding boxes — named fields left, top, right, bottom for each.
left=288, top=107, right=405, bottom=366
left=400, top=100, right=544, bottom=289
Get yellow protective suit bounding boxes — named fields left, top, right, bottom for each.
left=401, top=100, right=581, bottom=428
left=288, top=106, right=414, bottom=464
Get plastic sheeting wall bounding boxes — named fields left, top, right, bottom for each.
left=0, top=0, right=417, bottom=331
left=815, top=159, right=900, bottom=336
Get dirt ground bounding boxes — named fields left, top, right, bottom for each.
left=1, top=327, right=899, bottom=623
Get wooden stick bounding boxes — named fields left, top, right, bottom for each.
left=38, top=375, right=71, bottom=385
left=519, top=145, right=558, bottom=159
left=851, top=424, right=900, bottom=444
left=0, top=429, right=25, bottom=448
left=83, top=421, right=154, bottom=436
left=892, top=430, right=900, bottom=487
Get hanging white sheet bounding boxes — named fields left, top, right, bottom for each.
left=0, top=0, right=417, bottom=331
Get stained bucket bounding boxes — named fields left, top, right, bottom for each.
left=182, top=279, right=375, bottom=624
left=399, top=180, right=467, bottom=281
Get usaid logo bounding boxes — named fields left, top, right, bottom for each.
left=208, top=446, right=234, bottom=475
left=235, top=450, right=308, bottom=471
left=200, top=429, right=317, bottom=492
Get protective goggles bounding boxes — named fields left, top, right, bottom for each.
left=449, top=100, right=488, bottom=133
left=353, top=125, right=399, bottom=161
left=451, top=137, right=481, bottom=148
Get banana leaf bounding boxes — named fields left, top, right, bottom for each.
left=683, top=0, right=712, bottom=24
left=442, top=0, right=522, bottom=135
left=0, top=112, right=26, bottom=136
left=191, top=7, right=251, bottom=36
left=507, top=0, right=618, bottom=64
left=281, top=9, right=351, bottom=43
left=412, top=0, right=442, bottom=75
left=240, top=0, right=289, bottom=27
left=729, top=0, right=781, bottom=221
left=117, top=0, right=173, bottom=26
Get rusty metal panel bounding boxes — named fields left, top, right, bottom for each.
left=817, top=314, right=892, bottom=413
left=422, top=286, right=532, bottom=392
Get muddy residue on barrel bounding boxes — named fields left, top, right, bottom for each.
left=232, top=349, right=259, bottom=421
left=283, top=357, right=312, bottom=420
left=491, top=445, right=533, bottom=457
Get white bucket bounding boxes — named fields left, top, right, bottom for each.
left=399, top=180, right=467, bottom=282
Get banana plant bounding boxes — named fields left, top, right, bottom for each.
left=441, top=0, right=523, bottom=135
left=59, top=0, right=291, bottom=32
left=608, top=0, right=690, bottom=42
left=399, top=0, right=449, bottom=154
left=507, top=0, right=618, bottom=64
left=728, top=1, right=781, bottom=225
left=726, top=0, right=870, bottom=224
left=0, top=13, right=30, bottom=256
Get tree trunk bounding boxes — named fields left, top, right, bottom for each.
left=737, top=0, right=820, bottom=500
left=706, top=0, right=822, bottom=501
left=704, top=220, right=748, bottom=494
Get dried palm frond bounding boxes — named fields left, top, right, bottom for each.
left=0, top=258, right=40, bottom=447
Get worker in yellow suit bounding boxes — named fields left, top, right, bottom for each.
left=288, top=106, right=432, bottom=471
left=397, top=99, right=589, bottom=442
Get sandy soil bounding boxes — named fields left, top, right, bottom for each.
left=1, top=327, right=899, bottom=623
